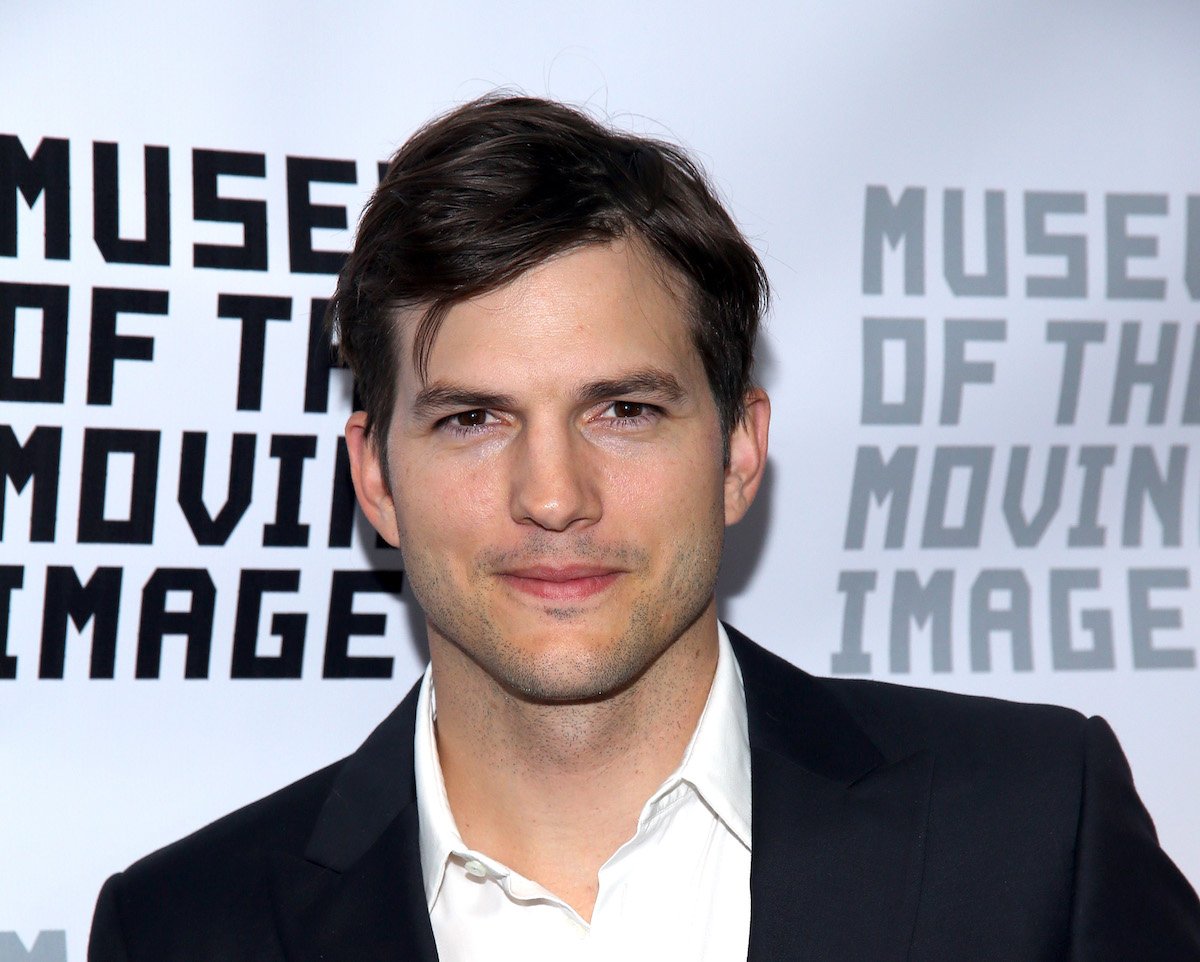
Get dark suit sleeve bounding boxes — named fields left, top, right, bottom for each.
left=1068, top=716, right=1200, bottom=961
left=89, top=874, right=132, bottom=962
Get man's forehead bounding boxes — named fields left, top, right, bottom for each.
left=389, top=239, right=699, bottom=387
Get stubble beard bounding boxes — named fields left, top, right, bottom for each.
left=401, top=521, right=724, bottom=705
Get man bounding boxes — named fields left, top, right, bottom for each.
left=90, top=96, right=1200, bottom=961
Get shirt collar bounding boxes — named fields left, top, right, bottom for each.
left=413, top=622, right=752, bottom=909
left=668, top=622, right=752, bottom=848
left=413, top=661, right=459, bottom=909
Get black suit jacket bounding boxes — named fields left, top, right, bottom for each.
left=90, top=627, right=1200, bottom=960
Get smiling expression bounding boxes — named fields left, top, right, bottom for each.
left=347, top=239, right=766, bottom=703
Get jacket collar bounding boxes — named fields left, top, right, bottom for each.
left=727, top=625, right=932, bottom=962
left=303, top=681, right=422, bottom=872
left=270, top=680, right=438, bottom=962
left=271, top=627, right=931, bottom=962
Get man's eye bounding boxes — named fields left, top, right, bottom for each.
left=611, top=401, right=646, bottom=418
left=437, top=409, right=497, bottom=435
left=453, top=410, right=490, bottom=427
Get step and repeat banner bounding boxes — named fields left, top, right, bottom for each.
left=3, top=1, right=1197, bottom=957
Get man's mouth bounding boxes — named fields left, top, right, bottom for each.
left=496, top=565, right=623, bottom=602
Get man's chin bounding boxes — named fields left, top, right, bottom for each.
left=495, top=667, right=643, bottom=705
left=478, top=626, right=657, bottom=704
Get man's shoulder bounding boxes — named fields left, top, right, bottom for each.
left=109, top=759, right=343, bottom=904
left=827, top=670, right=1087, bottom=746
left=90, top=760, right=350, bottom=959
left=732, top=628, right=1091, bottom=775
left=822, top=671, right=1094, bottom=795
left=732, top=631, right=1107, bottom=886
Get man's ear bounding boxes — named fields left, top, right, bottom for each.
left=344, top=411, right=401, bottom=547
left=724, top=388, right=770, bottom=526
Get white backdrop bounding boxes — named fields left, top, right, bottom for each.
left=2, top=2, right=1198, bottom=957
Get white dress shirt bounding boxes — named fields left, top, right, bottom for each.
left=414, top=623, right=752, bottom=962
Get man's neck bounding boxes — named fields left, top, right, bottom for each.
left=427, top=608, right=720, bottom=920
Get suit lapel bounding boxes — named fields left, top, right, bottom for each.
left=729, top=627, right=932, bottom=962
left=269, top=682, right=439, bottom=962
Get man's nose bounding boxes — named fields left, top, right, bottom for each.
left=508, top=422, right=601, bottom=532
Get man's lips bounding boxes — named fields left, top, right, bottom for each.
left=496, top=565, right=623, bottom=602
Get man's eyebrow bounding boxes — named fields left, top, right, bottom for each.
left=576, top=368, right=688, bottom=406
left=410, top=383, right=517, bottom=420
left=410, top=369, right=688, bottom=420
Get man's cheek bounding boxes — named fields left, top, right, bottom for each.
left=431, top=468, right=502, bottom=518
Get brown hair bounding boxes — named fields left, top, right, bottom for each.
left=330, top=94, right=768, bottom=461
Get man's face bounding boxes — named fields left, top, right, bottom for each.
left=348, top=239, right=767, bottom=702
